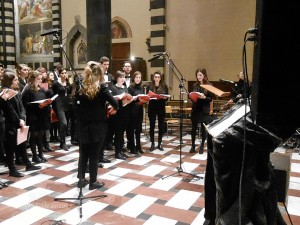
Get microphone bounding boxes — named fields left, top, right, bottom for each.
left=247, top=27, right=258, bottom=34
left=148, top=52, right=166, bottom=62
left=219, top=79, right=234, bottom=84
left=40, top=29, right=61, bottom=36
left=153, top=52, right=166, bottom=57
left=148, top=55, right=161, bottom=62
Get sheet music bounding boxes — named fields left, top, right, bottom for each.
left=0, top=88, right=18, bottom=100
left=31, top=94, right=58, bottom=104
left=205, top=104, right=250, bottom=138
left=17, top=126, right=29, bottom=145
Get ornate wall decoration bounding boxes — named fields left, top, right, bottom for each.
left=111, top=17, right=132, bottom=39
left=14, top=0, right=61, bottom=70
left=17, top=0, right=53, bottom=56
left=77, top=40, right=87, bottom=65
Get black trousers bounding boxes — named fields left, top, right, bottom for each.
left=148, top=112, right=165, bottom=144
left=78, top=141, right=101, bottom=183
left=5, top=133, right=31, bottom=172
left=191, top=120, right=208, bottom=146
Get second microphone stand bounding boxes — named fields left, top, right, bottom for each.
left=160, top=54, right=202, bottom=180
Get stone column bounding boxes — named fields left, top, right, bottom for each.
left=0, top=0, right=16, bottom=67
left=86, top=0, right=111, bottom=61
left=149, top=0, right=166, bottom=69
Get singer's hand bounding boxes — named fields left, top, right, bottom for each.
left=139, top=98, right=149, bottom=104
left=39, top=99, right=52, bottom=108
left=39, top=102, right=46, bottom=108
left=108, top=107, right=117, bottom=115
left=19, top=119, right=25, bottom=127
left=227, top=99, right=234, bottom=104
left=0, top=93, right=9, bottom=101
left=0, top=89, right=9, bottom=101
left=198, top=93, right=206, bottom=99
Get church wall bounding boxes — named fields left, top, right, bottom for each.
left=165, top=0, right=256, bottom=98
left=59, top=0, right=255, bottom=98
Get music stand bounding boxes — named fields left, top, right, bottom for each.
left=159, top=53, right=202, bottom=180
left=50, top=32, right=106, bottom=218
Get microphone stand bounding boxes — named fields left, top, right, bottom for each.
left=51, top=33, right=106, bottom=219
left=160, top=53, right=202, bottom=180
left=143, top=85, right=149, bottom=139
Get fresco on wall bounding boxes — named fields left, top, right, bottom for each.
left=111, top=21, right=128, bottom=39
left=18, top=0, right=52, bottom=22
left=17, top=0, right=53, bottom=56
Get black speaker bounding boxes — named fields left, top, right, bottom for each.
left=251, top=1, right=300, bottom=139
left=273, top=169, right=289, bottom=203
left=270, top=152, right=290, bottom=203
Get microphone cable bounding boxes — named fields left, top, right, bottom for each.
left=237, top=28, right=257, bottom=225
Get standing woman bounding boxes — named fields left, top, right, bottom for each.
left=146, top=70, right=169, bottom=151
left=1, top=68, right=40, bottom=177
left=37, top=66, right=53, bottom=152
left=46, top=71, right=59, bottom=142
left=189, top=68, right=213, bottom=154
left=128, top=71, right=148, bottom=154
left=109, top=70, right=131, bottom=160
left=22, top=70, right=52, bottom=163
left=52, top=67, right=71, bottom=151
left=75, top=61, right=118, bottom=190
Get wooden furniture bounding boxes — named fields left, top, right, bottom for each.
left=200, top=84, right=230, bottom=98
left=187, top=80, right=233, bottom=100
left=165, top=106, right=179, bottom=137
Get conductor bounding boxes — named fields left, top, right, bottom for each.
left=75, top=61, right=119, bottom=190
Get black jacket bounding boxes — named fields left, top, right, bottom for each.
left=190, top=82, right=213, bottom=123
left=75, top=84, right=119, bottom=144
left=2, top=93, right=26, bottom=135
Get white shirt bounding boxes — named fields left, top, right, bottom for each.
left=125, top=76, right=131, bottom=87
left=104, top=73, right=108, bottom=82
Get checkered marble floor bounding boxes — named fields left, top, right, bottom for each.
left=0, top=133, right=299, bottom=225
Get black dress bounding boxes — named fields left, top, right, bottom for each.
left=22, top=88, right=51, bottom=161
left=190, top=83, right=213, bottom=123
left=22, top=88, right=51, bottom=131
left=109, top=84, right=130, bottom=157
left=146, top=83, right=168, bottom=145
left=51, top=80, right=71, bottom=149
left=128, top=84, right=144, bottom=152
left=2, top=93, right=32, bottom=173
left=190, top=82, right=213, bottom=148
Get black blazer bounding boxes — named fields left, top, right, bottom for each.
left=190, top=82, right=213, bottom=123
left=75, top=84, right=119, bottom=144
left=107, top=73, right=113, bottom=82
left=21, top=88, right=51, bottom=129
left=128, top=84, right=144, bottom=127
left=52, top=80, right=71, bottom=112
left=104, top=72, right=114, bottom=88
left=2, top=93, right=26, bottom=135
left=18, top=77, right=27, bottom=93
left=146, top=83, right=168, bottom=117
